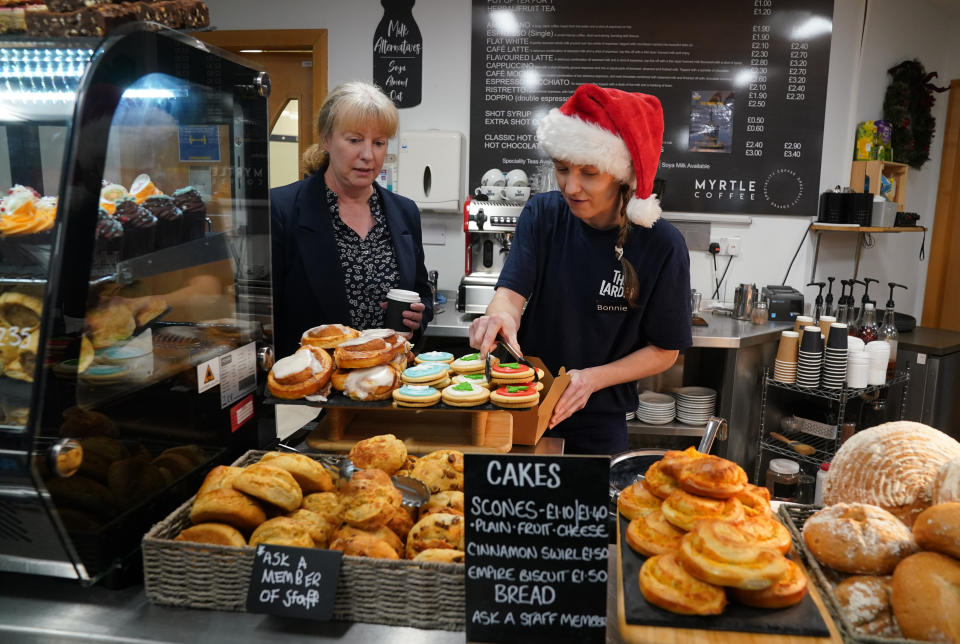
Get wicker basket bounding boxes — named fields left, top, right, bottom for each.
left=142, top=450, right=465, bottom=630
left=779, top=504, right=925, bottom=644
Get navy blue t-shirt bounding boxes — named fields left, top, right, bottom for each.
left=497, top=191, right=692, bottom=416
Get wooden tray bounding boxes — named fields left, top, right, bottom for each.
left=305, top=407, right=513, bottom=454
left=615, top=515, right=842, bottom=643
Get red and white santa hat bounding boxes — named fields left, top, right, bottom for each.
left=536, top=84, right=664, bottom=227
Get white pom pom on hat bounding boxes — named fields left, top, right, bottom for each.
left=536, top=84, right=665, bottom=227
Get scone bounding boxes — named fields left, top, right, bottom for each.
left=329, top=533, right=399, bottom=559
left=258, top=452, right=336, bottom=493
left=232, top=463, right=303, bottom=512
left=189, top=487, right=266, bottom=533
left=406, top=512, right=465, bottom=559
left=409, top=450, right=464, bottom=493
left=419, top=490, right=465, bottom=519
left=287, top=508, right=339, bottom=548
left=413, top=548, right=465, bottom=563
left=196, top=465, right=244, bottom=498
left=349, top=433, right=408, bottom=475
left=249, top=516, right=314, bottom=548
left=176, top=522, right=247, bottom=547
left=332, top=524, right=404, bottom=558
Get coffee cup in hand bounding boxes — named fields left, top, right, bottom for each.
left=385, top=288, right=420, bottom=332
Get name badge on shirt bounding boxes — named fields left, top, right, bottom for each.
left=595, top=296, right=628, bottom=314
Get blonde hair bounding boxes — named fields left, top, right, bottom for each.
left=302, top=81, right=399, bottom=175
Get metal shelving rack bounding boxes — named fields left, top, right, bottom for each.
left=753, top=365, right=910, bottom=483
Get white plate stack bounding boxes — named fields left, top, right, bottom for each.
left=673, top=386, right=717, bottom=426
left=636, top=391, right=676, bottom=424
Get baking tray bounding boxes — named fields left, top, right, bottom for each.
left=617, top=514, right=833, bottom=640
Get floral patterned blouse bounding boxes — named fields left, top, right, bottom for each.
left=326, top=186, right=399, bottom=330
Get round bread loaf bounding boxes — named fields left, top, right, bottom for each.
left=802, top=502, right=917, bottom=574
left=834, top=575, right=901, bottom=638
left=912, top=501, right=960, bottom=559
left=823, top=421, right=960, bottom=526
left=891, top=551, right=960, bottom=642
left=932, top=456, right=960, bottom=505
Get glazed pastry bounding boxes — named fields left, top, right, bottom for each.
left=300, top=323, right=359, bottom=349
left=141, top=194, right=182, bottom=249
left=489, top=383, right=540, bottom=408
left=335, top=335, right=400, bottom=369
left=172, top=186, right=207, bottom=242
left=625, top=509, right=685, bottom=557
left=348, top=433, right=408, bottom=475
left=660, top=489, right=744, bottom=531
left=440, top=381, right=490, bottom=407
left=802, top=502, right=917, bottom=574
left=734, top=484, right=773, bottom=518
left=674, top=455, right=748, bottom=499
left=658, top=446, right=709, bottom=478
left=617, top=480, right=662, bottom=520
left=678, top=518, right=790, bottom=590
left=343, top=364, right=399, bottom=401
left=232, top=462, right=303, bottom=512
left=189, top=487, right=266, bottom=533
left=267, top=345, right=334, bottom=399
left=639, top=553, right=727, bottom=616
left=642, top=459, right=680, bottom=499
left=175, top=522, right=247, bottom=548
left=114, top=196, right=157, bottom=259
left=258, top=452, right=336, bottom=493
left=731, top=558, right=807, bottom=609
left=249, top=516, right=314, bottom=548
left=392, top=384, right=441, bottom=407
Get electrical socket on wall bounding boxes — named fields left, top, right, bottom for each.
left=718, top=236, right=742, bottom=256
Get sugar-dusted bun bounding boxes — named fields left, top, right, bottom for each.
left=932, top=456, right=960, bottom=505
left=891, top=551, right=960, bottom=642
left=617, top=481, right=662, bottom=520
left=731, top=557, right=807, bottom=609
left=175, top=522, right=247, bottom=547
left=343, top=365, right=399, bottom=401
left=834, top=575, right=901, bottom=638
left=639, top=552, right=727, bottom=615
left=674, top=455, right=747, bottom=499
left=232, top=462, right=303, bottom=512
left=823, top=421, right=960, bottom=526
left=258, top=452, right=336, bottom=494
left=660, top=489, right=744, bottom=532
left=678, top=518, right=790, bottom=590
left=802, top=502, right=917, bottom=574
left=300, top=323, right=359, bottom=349
left=189, top=487, right=266, bottom=533
left=912, top=502, right=960, bottom=559
left=249, top=516, right=314, bottom=548
left=625, top=509, right=685, bottom=557
left=349, top=433, right=408, bottom=475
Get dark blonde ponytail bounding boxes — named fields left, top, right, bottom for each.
left=615, top=183, right=641, bottom=308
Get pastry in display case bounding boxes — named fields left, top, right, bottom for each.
left=0, top=23, right=273, bottom=585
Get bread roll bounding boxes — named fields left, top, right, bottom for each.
left=834, top=575, right=901, bottom=638
left=912, top=502, right=960, bottom=559
left=891, top=551, right=960, bottom=642
left=802, top=502, right=917, bottom=574
left=823, top=421, right=960, bottom=526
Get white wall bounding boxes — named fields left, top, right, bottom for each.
left=205, top=0, right=960, bottom=317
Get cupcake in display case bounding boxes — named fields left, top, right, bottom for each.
left=114, top=196, right=156, bottom=259
left=141, top=194, right=182, bottom=250
left=172, top=186, right=206, bottom=242
left=93, top=207, right=123, bottom=270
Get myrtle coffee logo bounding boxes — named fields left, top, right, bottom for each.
left=693, top=177, right=757, bottom=201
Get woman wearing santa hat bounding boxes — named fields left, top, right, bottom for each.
left=469, top=84, right=692, bottom=455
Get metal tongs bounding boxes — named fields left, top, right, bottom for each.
left=484, top=340, right=539, bottom=383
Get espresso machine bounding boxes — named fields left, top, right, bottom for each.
left=458, top=196, right=525, bottom=313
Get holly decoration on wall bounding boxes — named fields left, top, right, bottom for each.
left=882, top=60, right=948, bottom=169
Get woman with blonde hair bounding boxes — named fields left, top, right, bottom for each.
left=271, top=81, right=432, bottom=358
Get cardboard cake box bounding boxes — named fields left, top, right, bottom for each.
left=141, top=450, right=465, bottom=630
left=506, top=356, right=570, bottom=445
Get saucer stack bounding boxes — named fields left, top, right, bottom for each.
left=636, top=391, right=676, bottom=425
left=626, top=409, right=636, bottom=421
left=673, top=386, right=716, bottom=426
left=796, top=325, right=824, bottom=388
left=821, top=322, right=848, bottom=389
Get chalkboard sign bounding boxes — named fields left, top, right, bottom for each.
left=373, top=0, right=423, bottom=108
left=245, top=544, right=342, bottom=620
left=469, top=0, right=833, bottom=216
left=464, top=454, right=609, bottom=644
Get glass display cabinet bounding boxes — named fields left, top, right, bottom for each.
left=0, top=24, right=272, bottom=584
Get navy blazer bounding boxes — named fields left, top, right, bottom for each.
left=270, top=171, right=434, bottom=358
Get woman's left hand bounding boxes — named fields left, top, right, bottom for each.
left=548, top=368, right=598, bottom=428
left=381, top=300, right=425, bottom=339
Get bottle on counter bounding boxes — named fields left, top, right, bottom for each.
left=879, top=282, right=907, bottom=379
left=765, top=458, right=800, bottom=502
left=815, top=462, right=830, bottom=505
left=856, top=302, right=878, bottom=343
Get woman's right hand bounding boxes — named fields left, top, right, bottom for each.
left=469, top=312, right=521, bottom=358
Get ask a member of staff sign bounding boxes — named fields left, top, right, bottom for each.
left=464, top=454, right=609, bottom=644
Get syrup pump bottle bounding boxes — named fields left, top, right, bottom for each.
left=837, top=279, right=851, bottom=327
left=880, top=282, right=907, bottom=378
left=857, top=302, right=879, bottom=343
left=824, top=277, right=836, bottom=317
left=807, top=281, right=826, bottom=320
left=861, top=277, right=879, bottom=313
left=848, top=279, right=865, bottom=334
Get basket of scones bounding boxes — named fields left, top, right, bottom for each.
left=617, top=446, right=833, bottom=637
left=267, top=323, right=546, bottom=410
left=142, top=434, right=467, bottom=630
left=780, top=421, right=960, bottom=643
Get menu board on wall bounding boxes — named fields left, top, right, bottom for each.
left=470, top=0, right=834, bottom=216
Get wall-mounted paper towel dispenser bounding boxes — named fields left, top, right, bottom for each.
left=396, top=130, right=463, bottom=213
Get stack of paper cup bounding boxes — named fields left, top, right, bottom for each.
left=821, top=323, right=848, bottom=389
left=774, top=330, right=799, bottom=383
left=865, top=340, right=891, bottom=385
left=847, top=343, right=868, bottom=388
left=796, top=326, right=824, bottom=388
left=817, top=315, right=837, bottom=345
